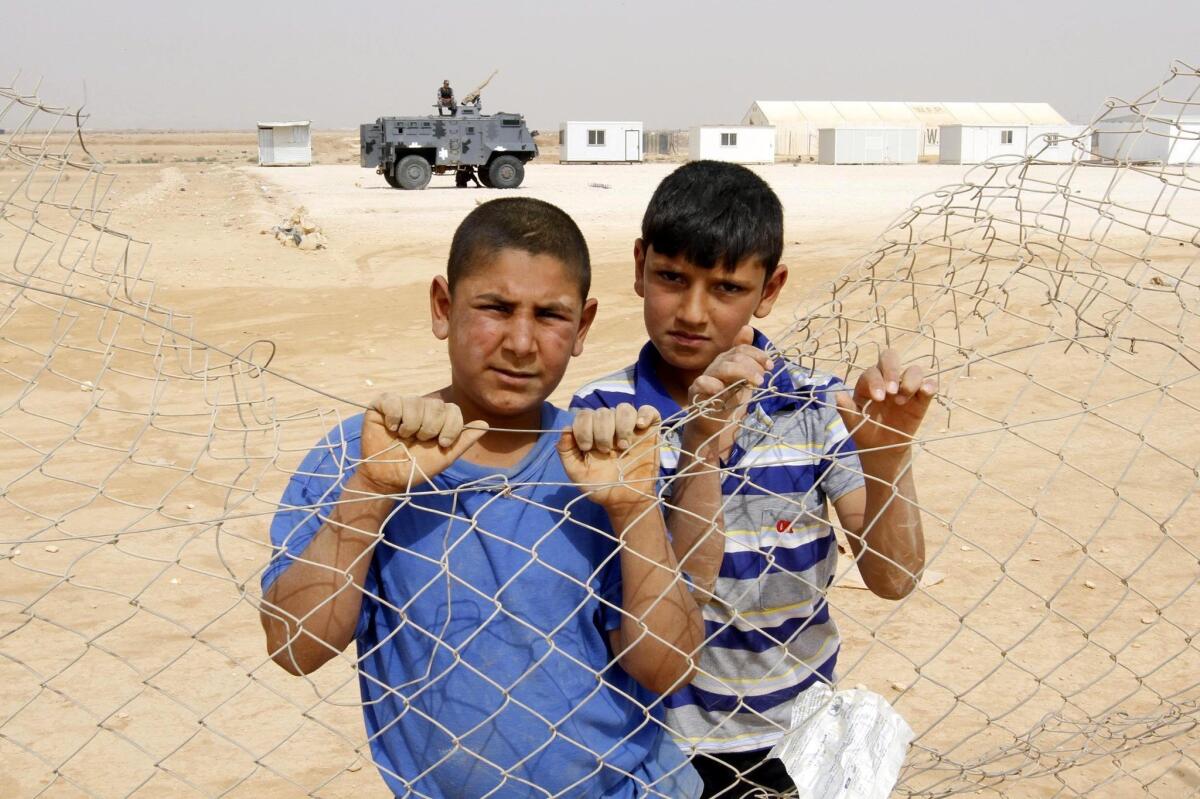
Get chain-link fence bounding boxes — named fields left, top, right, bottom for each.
left=2, top=62, right=1198, bottom=797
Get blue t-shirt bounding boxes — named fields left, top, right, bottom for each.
left=263, top=404, right=700, bottom=799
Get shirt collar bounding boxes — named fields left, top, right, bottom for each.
left=631, top=328, right=804, bottom=426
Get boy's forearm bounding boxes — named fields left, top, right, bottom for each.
left=261, top=473, right=396, bottom=674
left=606, top=500, right=704, bottom=695
left=664, top=428, right=727, bottom=600
left=856, top=452, right=925, bottom=599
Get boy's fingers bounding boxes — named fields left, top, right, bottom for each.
left=635, top=405, right=660, bottom=430
left=878, top=349, right=901, bottom=394
left=857, top=366, right=886, bottom=404
left=593, top=409, right=615, bottom=454
left=556, top=429, right=582, bottom=467
left=371, top=393, right=404, bottom=433
left=715, top=345, right=771, bottom=373
left=834, top=390, right=868, bottom=435
left=731, top=344, right=773, bottom=372
left=572, top=410, right=595, bottom=453
left=446, top=420, right=488, bottom=461
left=712, top=354, right=766, bottom=387
left=893, top=365, right=924, bottom=406
left=614, top=403, right=637, bottom=449
left=438, top=403, right=464, bottom=448
left=416, top=399, right=446, bottom=441
left=398, top=395, right=424, bottom=438
left=689, top=375, right=726, bottom=405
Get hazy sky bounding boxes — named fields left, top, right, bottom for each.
left=5, top=1, right=1198, bottom=131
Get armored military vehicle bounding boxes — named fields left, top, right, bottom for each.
left=360, top=74, right=537, bottom=190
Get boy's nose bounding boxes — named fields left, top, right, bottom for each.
left=677, top=287, right=708, bottom=327
left=503, top=317, right=537, bottom=356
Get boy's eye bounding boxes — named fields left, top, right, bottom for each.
left=717, top=282, right=745, bottom=294
left=656, top=271, right=684, bottom=283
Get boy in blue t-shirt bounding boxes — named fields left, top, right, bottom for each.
left=572, top=162, right=936, bottom=797
left=259, top=198, right=704, bottom=798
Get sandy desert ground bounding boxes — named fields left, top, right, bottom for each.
left=1, top=132, right=1197, bottom=798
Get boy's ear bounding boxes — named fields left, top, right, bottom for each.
left=430, top=276, right=452, bottom=340
left=572, top=297, right=599, bottom=357
left=633, top=238, right=647, bottom=298
left=753, top=264, right=789, bottom=319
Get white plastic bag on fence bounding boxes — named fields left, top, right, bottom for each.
left=768, top=684, right=913, bottom=799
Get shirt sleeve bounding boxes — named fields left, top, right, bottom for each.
left=260, top=421, right=355, bottom=594
left=816, top=378, right=866, bottom=502
left=569, top=388, right=613, bottom=411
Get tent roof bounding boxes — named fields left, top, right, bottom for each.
left=744, top=101, right=1067, bottom=127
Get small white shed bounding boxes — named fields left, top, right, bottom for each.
left=689, top=125, right=775, bottom=163
left=1091, top=115, right=1200, bottom=164
left=817, top=127, right=920, bottom=164
left=559, top=121, right=643, bottom=163
left=939, top=125, right=1030, bottom=164
left=257, top=121, right=312, bottom=166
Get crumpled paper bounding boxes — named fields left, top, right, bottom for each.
left=768, top=684, right=913, bottom=799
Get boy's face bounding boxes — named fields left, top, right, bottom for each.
left=634, top=241, right=788, bottom=376
left=431, top=248, right=597, bottom=420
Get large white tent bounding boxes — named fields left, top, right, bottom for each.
left=743, top=101, right=1068, bottom=161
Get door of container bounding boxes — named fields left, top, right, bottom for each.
left=625, top=129, right=640, bottom=161
left=258, top=128, right=273, bottom=165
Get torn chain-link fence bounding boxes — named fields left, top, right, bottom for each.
left=2, top=62, right=1199, bottom=797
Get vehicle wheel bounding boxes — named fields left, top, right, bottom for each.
left=455, top=168, right=472, bottom=188
left=487, top=155, right=524, bottom=189
left=394, top=155, right=432, bottom=190
left=477, top=166, right=494, bottom=188
left=383, top=168, right=400, bottom=188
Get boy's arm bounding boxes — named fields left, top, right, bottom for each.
left=560, top=405, right=704, bottom=696
left=830, top=352, right=936, bottom=600
left=260, top=394, right=487, bottom=675
left=666, top=326, right=773, bottom=599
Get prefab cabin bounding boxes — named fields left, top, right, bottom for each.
left=559, top=121, right=643, bottom=163
left=817, top=127, right=920, bottom=164
left=939, top=125, right=1030, bottom=164
left=257, top=121, right=312, bottom=166
left=689, top=125, right=775, bottom=163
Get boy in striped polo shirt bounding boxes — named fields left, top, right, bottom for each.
left=571, top=161, right=935, bottom=797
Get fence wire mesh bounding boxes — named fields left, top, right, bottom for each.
left=2, top=62, right=1199, bottom=798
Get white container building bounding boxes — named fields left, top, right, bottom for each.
left=1091, top=115, right=1200, bottom=164
left=256, top=121, right=312, bottom=166
left=940, top=124, right=1091, bottom=164
left=817, top=127, right=920, bottom=164
left=939, top=125, right=1031, bottom=164
left=689, top=125, right=775, bottom=163
left=559, top=121, right=643, bottom=163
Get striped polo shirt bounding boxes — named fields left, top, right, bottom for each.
left=571, top=331, right=864, bottom=754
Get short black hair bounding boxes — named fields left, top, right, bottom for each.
left=641, top=160, right=783, bottom=278
left=447, top=197, right=591, bottom=299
